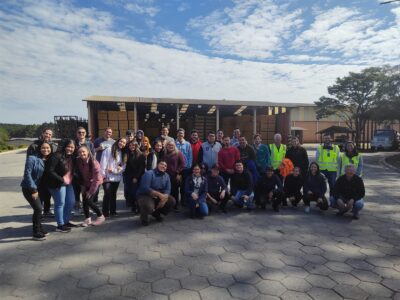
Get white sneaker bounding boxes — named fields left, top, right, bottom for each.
left=81, top=217, right=92, bottom=227
left=304, top=206, right=310, bottom=214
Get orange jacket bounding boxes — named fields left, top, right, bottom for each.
left=279, top=158, right=294, bottom=178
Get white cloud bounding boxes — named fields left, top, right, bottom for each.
left=293, top=6, right=400, bottom=64
left=152, top=29, right=192, bottom=51
left=188, top=0, right=303, bottom=59
left=0, top=0, right=365, bottom=124
left=104, top=0, right=159, bottom=17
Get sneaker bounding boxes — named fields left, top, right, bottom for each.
left=304, top=206, right=310, bottom=214
left=33, top=232, right=46, bottom=241
left=110, top=212, right=118, bottom=217
left=352, top=213, right=359, bottom=220
left=66, top=222, right=78, bottom=228
left=92, top=215, right=105, bottom=226
left=40, top=228, right=49, bottom=236
left=290, top=200, right=298, bottom=207
left=56, top=225, right=71, bottom=233
left=141, top=218, right=149, bottom=226
left=282, top=200, right=288, bottom=207
left=81, top=217, right=92, bottom=227
left=336, top=211, right=345, bottom=217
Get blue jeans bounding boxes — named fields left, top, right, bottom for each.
left=49, top=185, right=75, bottom=226
left=232, top=190, right=254, bottom=209
left=187, top=198, right=208, bottom=216
left=321, top=170, right=337, bottom=195
left=330, top=197, right=364, bottom=215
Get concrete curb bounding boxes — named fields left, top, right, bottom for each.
left=381, top=154, right=400, bottom=173
left=0, top=148, right=27, bottom=155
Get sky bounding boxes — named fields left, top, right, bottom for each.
left=0, top=0, right=399, bottom=124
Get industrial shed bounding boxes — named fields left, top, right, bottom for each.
left=83, top=96, right=357, bottom=144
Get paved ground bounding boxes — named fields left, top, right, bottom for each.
left=1, top=150, right=400, bottom=300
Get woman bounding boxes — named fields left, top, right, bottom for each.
left=339, top=141, right=363, bottom=176
left=43, top=139, right=76, bottom=232
left=100, top=137, right=127, bottom=217
left=303, top=162, right=328, bottom=213
left=143, top=138, right=157, bottom=171
left=185, top=164, right=208, bottom=218
left=124, top=141, right=145, bottom=213
left=21, top=142, right=52, bottom=240
left=283, top=166, right=303, bottom=207
left=76, top=145, right=105, bottom=226
left=163, top=141, right=185, bottom=209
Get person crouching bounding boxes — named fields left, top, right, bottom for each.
left=185, top=164, right=208, bottom=219
left=230, top=160, right=254, bottom=210
left=255, top=166, right=284, bottom=212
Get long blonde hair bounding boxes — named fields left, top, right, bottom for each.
left=164, top=140, right=179, bottom=156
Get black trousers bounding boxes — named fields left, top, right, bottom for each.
left=179, top=168, right=191, bottom=207
left=38, top=184, right=51, bottom=213
left=256, top=190, right=284, bottom=209
left=22, top=188, right=43, bottom=234
left=83, top=194, right=102, bottom=218
left=169, top=174, right=180, bottom=208
left=284, top=190, right=303, bottom=205
left=138, top=195, right=176, bottom=221
left=72, top=179, right=81, bottom=205
left=207, top=191, right=229, bottom=210
left=102, top=182, right=120, bottom=216
left=303, top=193, right=329, bottom=210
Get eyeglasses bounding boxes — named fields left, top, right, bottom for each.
left=78, top=131, right=85, bottom=134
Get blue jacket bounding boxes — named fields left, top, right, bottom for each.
left=137, top=169, right=171, bottom=196
left=175, top=139, right=192, bottom=168
left=21, top=155, right=45, bottom=192
left=184, top=175, right=208, bottom=203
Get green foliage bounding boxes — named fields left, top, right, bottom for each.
left=315, top=67, right=391, bottom=143
left=0, top=122, right=56, bottom=138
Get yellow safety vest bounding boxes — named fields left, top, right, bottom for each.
left=317, top=145, right=339, bottom=172
left=340, top=153, right=362, bottom=176
left=270, top=144, right=287, bottom=169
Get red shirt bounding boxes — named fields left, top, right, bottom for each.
left=191, top=140, right=202, bottom=166
left=218, top=146, right=240, bottom=172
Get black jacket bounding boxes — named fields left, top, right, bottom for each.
left=256, top=174, right=283, bottom=195
left=230, top=171, right=253, bottom=195
left=125, top=153, right=146, bottom=180
left=332, top=174, right=365, bottom=201
left=285, top=146, right=309, bottom=177
left=43, top=154, right=70, bottom=189
left=283, top=174, right=303, bottom=194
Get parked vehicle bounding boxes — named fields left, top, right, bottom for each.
left=334, top=135, right=347, bottom=152
left=371, top=129, right=400, bottom=151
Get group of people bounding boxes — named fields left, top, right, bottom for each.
left=21, top=126, right=365, bottom=240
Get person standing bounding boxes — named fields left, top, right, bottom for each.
left=185, top=164, right=209, bottom=219
left=238, top=136, right=259, bottom=184
left=163, top=141, right=185, bottom=210
left=230, top=128, right=241, bottom=147
left=218, top=136, right=240, bottom=185
left=303, top=162, right=329, bottom=213
left=200, top=131, right=222, bottom=169
left=230, top=160, right=255, bottom=210
left=157, top=127, right=174, bottom=145
left=190, top=129, right=203, bottom=166
left=285, top=136, right=309, bottom=179
left=100, top=137, right=127, bottom=217
left=27, top=128, right=58, bottom=217
left=176, top=128, right=193, bottom=206
left=137, top=160, right=176, bottom=226
left=331, top=164, right=365, bottom=219
left=124, top=141, right=145, bottom=213
left=252, top=134, right=271, bottom=176
left=255, top=166, right=284, bottom=212
left=21, top=142, right=52, bottom=240
left=216, top=129, right=224, bottom=145
left=76, top=145, right=105, bottom=226
left=316, top=134, right=340, bottom=195
left=269, top=133, right=287, bottom=180
left=43, top=139, right=77, bottom=232
left=339, top=141, right=363, bottom=177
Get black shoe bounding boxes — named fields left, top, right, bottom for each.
left=110, top=212, right=118, bottom=217
left=290, top=200, right=298, bottom=207
left=260, top=205, right=266, bottom=210
left=352, top=214, right=359, bottom=220
left=141, top=219, right=149, bottom=226
left=40, top=228, right=49, bottom=236
left=43, top=211, right=54, bottom=218
left=197, top=214, right=204, bottom=219
left=33, top=232, right=46, bottom=241
left=273, top=204, right=279, bottom=212
left=151, top=212, right=163, bottom=222
left=56, top=225, right=71, bottom=233
left=282, top=200, right=288, bottom=207
left=336, top=211, right=345, bottom=216
left=174, top=207, right=180, bottom=213
left=220, top=207, right=227, bottom=214
left=66, top=222, right=78, bottom=228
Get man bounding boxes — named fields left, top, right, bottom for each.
left=126, top=130, right=135, bottom=143
left=230, top=128, right=241, bottom=147
left=190, top=129, right=202, bottom=166
left=252, top=134, right=271, bottom=176
left=216, top=129, right=224, bottom=145
left=200, top=131, right=222, bottom=169
left=206, top=165, right=228, bottom=213
left=27, top=128, right=58, bottom=157
left=218, top=136, right=240, bottom=184
left=157, top=126, right=174, bottom=146
left=93, top=127, right=115, bottom=162
left=285, top=136, right=309, bottom=179
left=135, top=130, right=145, bottom=148
left=230, top=160, right=254, bottom=210
left=238, top=136, right=259, bottom=183
left=269, top=133, right=287, bottom=179
left=175, top=128, right=192, bottom=204
left=137, top=160, right=176, bottom=226
left=26, top=128, right=58, bottom=217
left=330, top=164, right=365, bottom=220
left=255, top=166, right=284, bottom=212
left=316, top=134, right=340, bottom=195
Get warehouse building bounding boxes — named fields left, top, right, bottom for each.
left=82, top=96, right=381, bottom=144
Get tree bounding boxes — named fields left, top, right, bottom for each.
left=315, top=67, right=388, bottom=144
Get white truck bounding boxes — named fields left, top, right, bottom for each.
left=370, top=129, right=400, bottom=151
